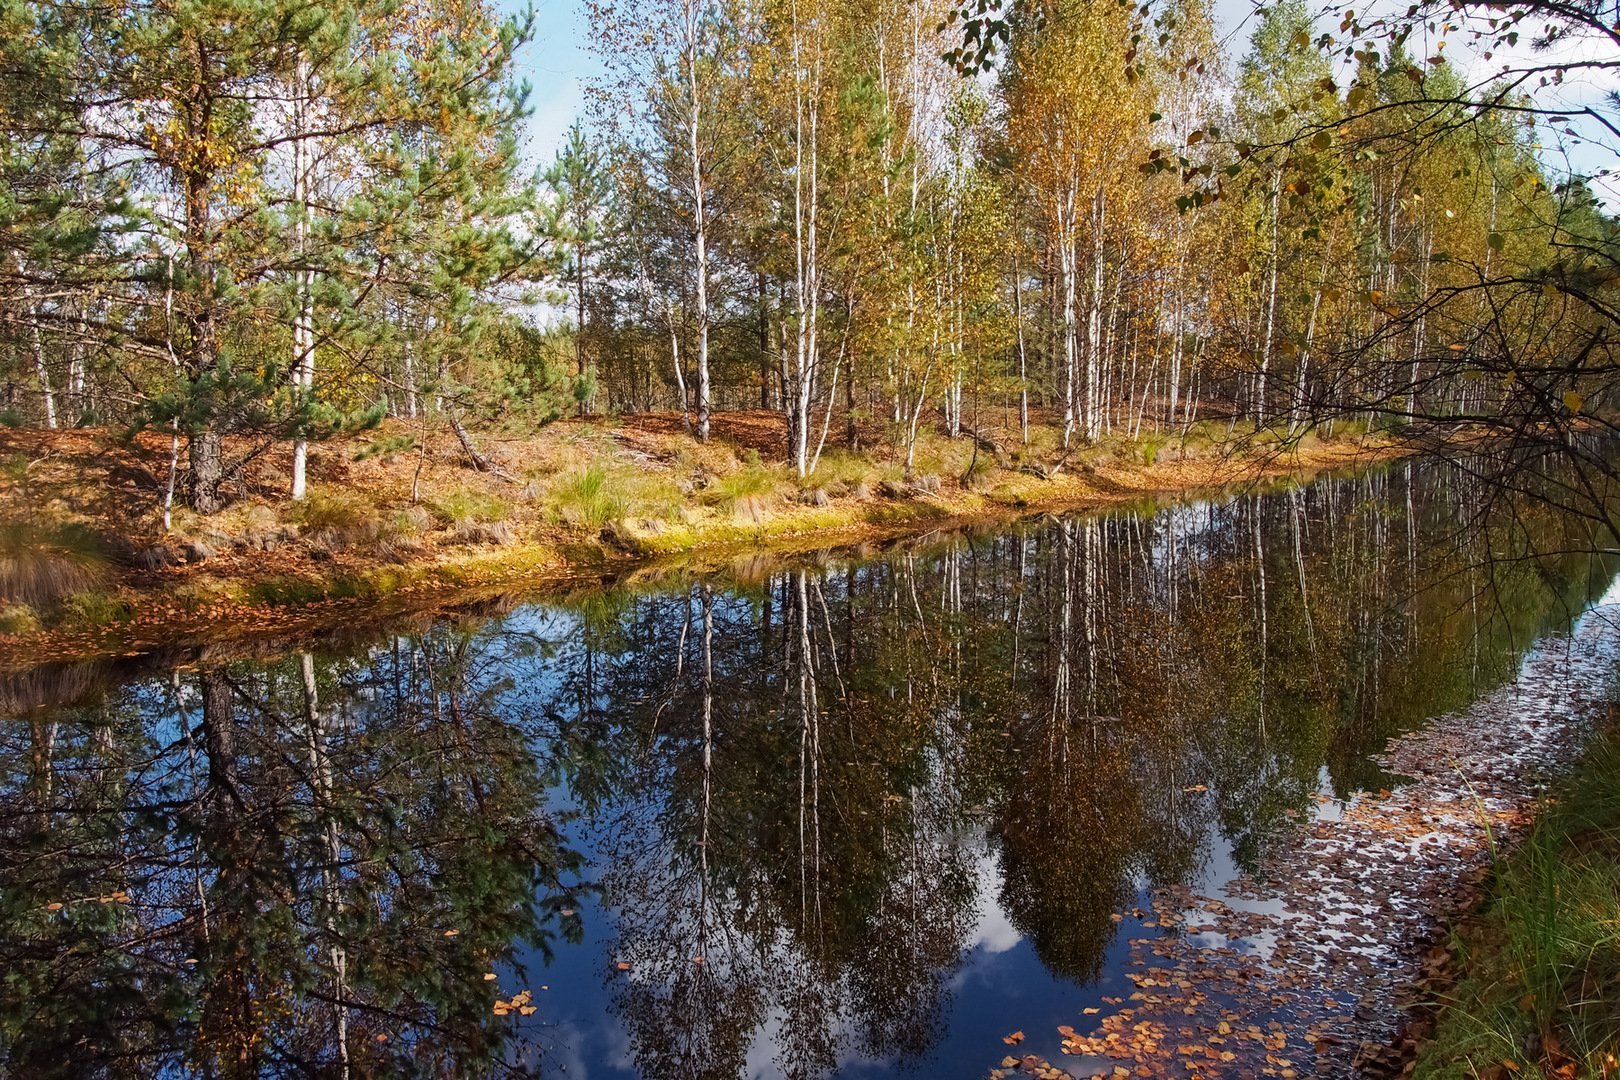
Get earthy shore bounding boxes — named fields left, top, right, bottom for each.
left=0, top=412, right=1412, bottom=671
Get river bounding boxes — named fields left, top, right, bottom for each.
left=2, top=459, right=1616, bottom=1078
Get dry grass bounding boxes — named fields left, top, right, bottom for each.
left=0, top=519, right=110, bottom=609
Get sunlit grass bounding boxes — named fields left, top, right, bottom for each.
left=0, top=519, right=110, bottom=609
left=1414, top=727, right=1620, bottom=1079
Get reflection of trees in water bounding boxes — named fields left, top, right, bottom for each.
left=0, top=633, right=580, bottom=1078
left=568, top=461, right=1617, bottom=1077
left=2, top=459, right=1612, bottom=1078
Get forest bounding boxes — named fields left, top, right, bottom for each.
left=4, top=0, right=1620, bottom=1075
left=1, top=0, right=1616, bottom=518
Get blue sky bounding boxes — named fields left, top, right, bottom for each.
left=510, top=1, right=601, bottom=172
left=507, top=0, right=1271, bottom=169
left=509, top=0, right=1616, bottom=200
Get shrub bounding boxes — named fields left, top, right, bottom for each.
left=1138, top=432, right=1171, bottom=466
left=289, top=490, right=373, bottom=533
left=289, top=490, right=432, bottom=556
left=61, top=590, right=133, bottom=629
left=0, top=520, right=110, bottom=609
left=800, top=450, right=876, bottom=496
left=452, top=520, right=515, bottom=547
left=0, top=603, right=40, bottom=635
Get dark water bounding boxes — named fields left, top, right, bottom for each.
left=1, top=460, right=1615, bottom=1079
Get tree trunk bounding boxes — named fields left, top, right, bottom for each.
left=290, top=58, right=315, bottom=501
left=190, top=431, right=224, bottom=515
left=685, top=1, right=712, bottom=442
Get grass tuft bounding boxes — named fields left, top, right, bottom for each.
left=707, top=461, right=779, bottom=519
left=551, top=464, right=627, bottom=527
left=0, top=519, right=110, bottom=609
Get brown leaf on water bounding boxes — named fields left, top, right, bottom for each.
left=1002, top=1030, right=1024, bottom=1045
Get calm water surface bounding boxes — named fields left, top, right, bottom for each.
left=1, top=461, right=1614, bottom=1078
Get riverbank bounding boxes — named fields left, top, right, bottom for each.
left=0, top=412, right=1410, bottom=670
left=1404, top=720, right=1620, bottom=1080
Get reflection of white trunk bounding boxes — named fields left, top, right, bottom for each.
left=698, top=586, right=714, bottom=944
left=1052, top=520, right=1073, bottom=734
left=1252, top=499, right=1269, bottom=741
left=1290, top=488, right=1314, bottom=651
left=794, top=572, right=822, bottom=928
left=300, top=652, right=350, bottom=1077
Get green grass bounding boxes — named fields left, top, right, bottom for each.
left=1414, top=724, right=1620, bottom=1079
left=550, top=463, right=628, bottom=527
left=60, top=589, right=133, bottom=629
left=0, top=602, right=40, bottom=635
left=429, top=489, right=509, bottom=525
left=707, top=461, right=779, bottom=516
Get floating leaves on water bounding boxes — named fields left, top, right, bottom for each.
left=1000, top=607, right=1620, bottom=1077
left=1002, top=1031, right=1024, bottom=1045
left=493, top=989, right=534, bottom=1018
